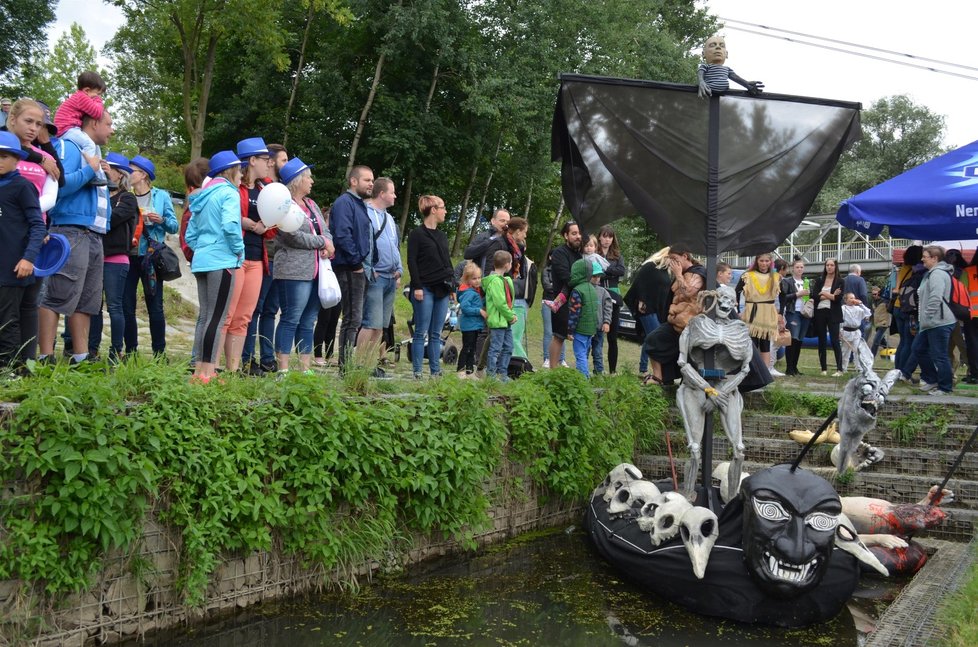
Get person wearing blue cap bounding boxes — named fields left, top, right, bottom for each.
left=222, top=137, right=274, bottom=373
left=37, top=108, right=114, bottom=365
left=0, top=131, right=46, bottom=369
left=123, top=153, right=178, bottom=357
left=185, top=151, right=245, bottom=382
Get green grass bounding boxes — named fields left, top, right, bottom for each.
left=938, top=542, right=978, bottom=647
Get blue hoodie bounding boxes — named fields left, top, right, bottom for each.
left=328, top=190, right=371, bottom=271
left=185, top=178, right=244, bottom=273
left=457, top=283, right=485, bottom=332
left=48, top=138, right=106, bottom=231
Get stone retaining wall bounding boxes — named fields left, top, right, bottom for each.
left=0, top=462, right=581, bottom=646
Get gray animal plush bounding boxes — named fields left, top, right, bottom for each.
left=836, top=346, right=900, bottom=474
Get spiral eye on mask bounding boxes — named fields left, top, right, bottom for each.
left=752, top=498, right=789, bottom=522
left=806, top=512, right=839, bottom=532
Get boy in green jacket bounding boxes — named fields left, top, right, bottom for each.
left=483, top=250, right=517, bottom=380
left=568, top=258, right=598, bottom=377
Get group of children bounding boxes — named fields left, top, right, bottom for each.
left=457, top=236, right=615, bottom=380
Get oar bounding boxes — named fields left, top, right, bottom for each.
left=929, top=423, right=978, bottom=505
left=791, top=410, right=838, bottom=472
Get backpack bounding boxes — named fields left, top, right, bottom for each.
left=946, top=274, right=970, bottom=321
left=898, top=271, right=922, bottom=315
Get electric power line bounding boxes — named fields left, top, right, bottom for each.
left=719, top=18, right=978, bottom=82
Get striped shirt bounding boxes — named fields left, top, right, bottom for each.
left=698, top=63, right=731, bottom=92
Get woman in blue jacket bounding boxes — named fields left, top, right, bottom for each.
left=123, top=154, right=179, bottom=357
left=185, top=152, right=244, bottom=382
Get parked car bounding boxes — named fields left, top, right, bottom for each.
left=617, top=303, right=642, bottom=342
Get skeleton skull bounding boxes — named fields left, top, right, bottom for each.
left=639, top=491, right=693, bottom=545
left=835, top=512, right=888, bottom=576
left=595, top=463, right=644, bottom=502
left=680, top=506, right=720, bottom=579
left=608, top=480, right=661, bottom=516
left=714, top=461, right=749, bottom=504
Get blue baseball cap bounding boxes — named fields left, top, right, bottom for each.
left=208, top=150, right=243, bottom=176
left=591, top=261, right=604, bottom=276
left=0, top=131, right=27, bottom=159
left=279, top=157, right=313, bottom=185
left=105, top=152, right=133, bottom=174
left=35, top=101, right=58, bottom=136
left=236, top=137, right=269, bottom=162
left=130, top=155, right=156, bottom=181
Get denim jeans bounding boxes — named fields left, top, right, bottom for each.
left=336, top=269, right=366, bottom=367
left=591, top=330, right=605, bottom=374
left=487, top=326, right=514, bottom=377
left=870, top=326, right=888, bottom=356
left=90, top=262, right=129, bottom=358
left=275, top=278, right=320, bottom=355
left=241, top=268, right=279, bottom=366
left=411, top=287, right=450, bottom=376
left=638, top=313, right=660, bottom=373
left=894, top=309, right=914, bottom=371
left=541, top=301, right=565, bottom=363
left=123, top=256, right=166, bottom=354
left=573, top=332, right=592, bottom=378
left=786, top=311, right=810, bottom=342
left=902, top=323, right=954, bottom=392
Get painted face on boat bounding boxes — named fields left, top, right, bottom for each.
left=741, top=464, right=841, bottom=597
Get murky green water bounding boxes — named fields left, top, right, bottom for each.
left=132, top=528, right=899, bottom=646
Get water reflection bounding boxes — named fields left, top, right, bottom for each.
left=130, top=529, right=899, bottom=647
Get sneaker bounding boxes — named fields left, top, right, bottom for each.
left=543, top=299, right=559, bottom=313
left=918, top=381, right=937, bottom=392
left=542, top=359, right=551, bottom=369
left=963, top=375, right=978, bottom=385
left=928, top=389, right=950, bottom=396
left=769, top=369, right=785, bottom=377
left=313, top=357, right=327, bottom=367
left=897, top=373, right=912, bottom=384
left=246, top=361, right=267, bottom=377
left=560, top=360, right=569, bottom=368
left=820, top=370, right=827, bottom=376
left=831, top=371, right=844, bottom=377
left=372, top=367, right=389, bottom=379
left=413, top=372, right=423, bottom=380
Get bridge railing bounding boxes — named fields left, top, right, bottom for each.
left=720, top=237, right=916, bottom=270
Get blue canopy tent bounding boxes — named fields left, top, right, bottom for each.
left=836, top=139, right=978, bottom=239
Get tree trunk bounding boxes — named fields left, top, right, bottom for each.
left=347, top=50, right=386, bottom=177
left=397, top=62, right=440, bottom=235
left=451, top=161, right=479, bottom=256
left=522, top=178, right=534, bottom=220
left=541, top=195, right=565, bottom=265
left=466, top=134, right=503, bottom=247
left=190, top=32, right=219, bottom=160
left=283, top=1, right=316, bottom=147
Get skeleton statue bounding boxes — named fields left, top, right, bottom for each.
left=836, top=344, right=901, bottom=474
left=594, top=463, right=644, bottom=503
left=608, top=480, right=661, bottom=517
left=637, top=491, right=693, bottom=546
left=714, top=461, right=749, bottom=504
left=676, top=286, right=752, bottom=502
left=830, top=442, right=885, bottom=472
left=680, top=506, right=720, bottom=579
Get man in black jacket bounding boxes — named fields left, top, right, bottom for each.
left=464, top=208, right=510, bottom=276
left=547, top=222, right=583, bottom=368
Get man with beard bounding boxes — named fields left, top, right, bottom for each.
left=330, top=164, right=374, bottom=370
left=547, top=222, right=583, bottom=368
left=464, top=208, right=511, bottom=276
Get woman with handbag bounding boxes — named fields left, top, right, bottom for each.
left=123, top=155, right=178, bottom=357
left=781, top=257, right=811, bottom=375
left=407, top=194, right=455, bottom=379
left=272, top=158, right=333, bottom=374
left=811, top=258, right=844, bottom=376
left=185, top=152, right=245, bottom=382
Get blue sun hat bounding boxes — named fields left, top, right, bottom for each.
left=208, top=150, right=243, bottom=176
left=0, top=131, right=28, bottom=159
left=34, top=233, right=72, bottom=277
left=279, top=157, right=313, bottom=185
left=105, top=152, right=133, bottom=174
left=592, top=261, right=605, bottom=276
left=236, top=137, right=269, bottom=162
left=130, top=155, right=156, bottom=181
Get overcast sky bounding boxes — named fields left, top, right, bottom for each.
left=49, top=0, right=975, bottom=149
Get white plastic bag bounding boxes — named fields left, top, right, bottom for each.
left=318, top=257, right=342, bottom=308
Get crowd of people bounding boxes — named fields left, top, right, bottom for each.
left=1, top=71, right=641, bottom=382
left=625, top=243, right=978, bottom=396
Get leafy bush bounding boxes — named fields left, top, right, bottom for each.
left=0, top=362, right=659, bottom=605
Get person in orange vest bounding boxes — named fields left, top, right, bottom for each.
left=957, top=249, right=978, bottom=384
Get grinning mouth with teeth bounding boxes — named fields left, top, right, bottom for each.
left=859, top=397, right=878, bottom=416
left=763, top=551, right=820, bottom=583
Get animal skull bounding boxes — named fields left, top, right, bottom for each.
left=835, top=513, right=888, bottom=576
left=608, top=480, right=661, bottom=516
left=714, top=461, right=749, bottom=503
left=595, top=463, right=644, bottom=502
left=680, top=506, right=720, bottom=579
left=639, top=492, right=693, bottom=545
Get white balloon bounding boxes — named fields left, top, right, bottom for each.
left=277, top=204, right=306, bottom=233
left=256, top=182, right=292, bottom=227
